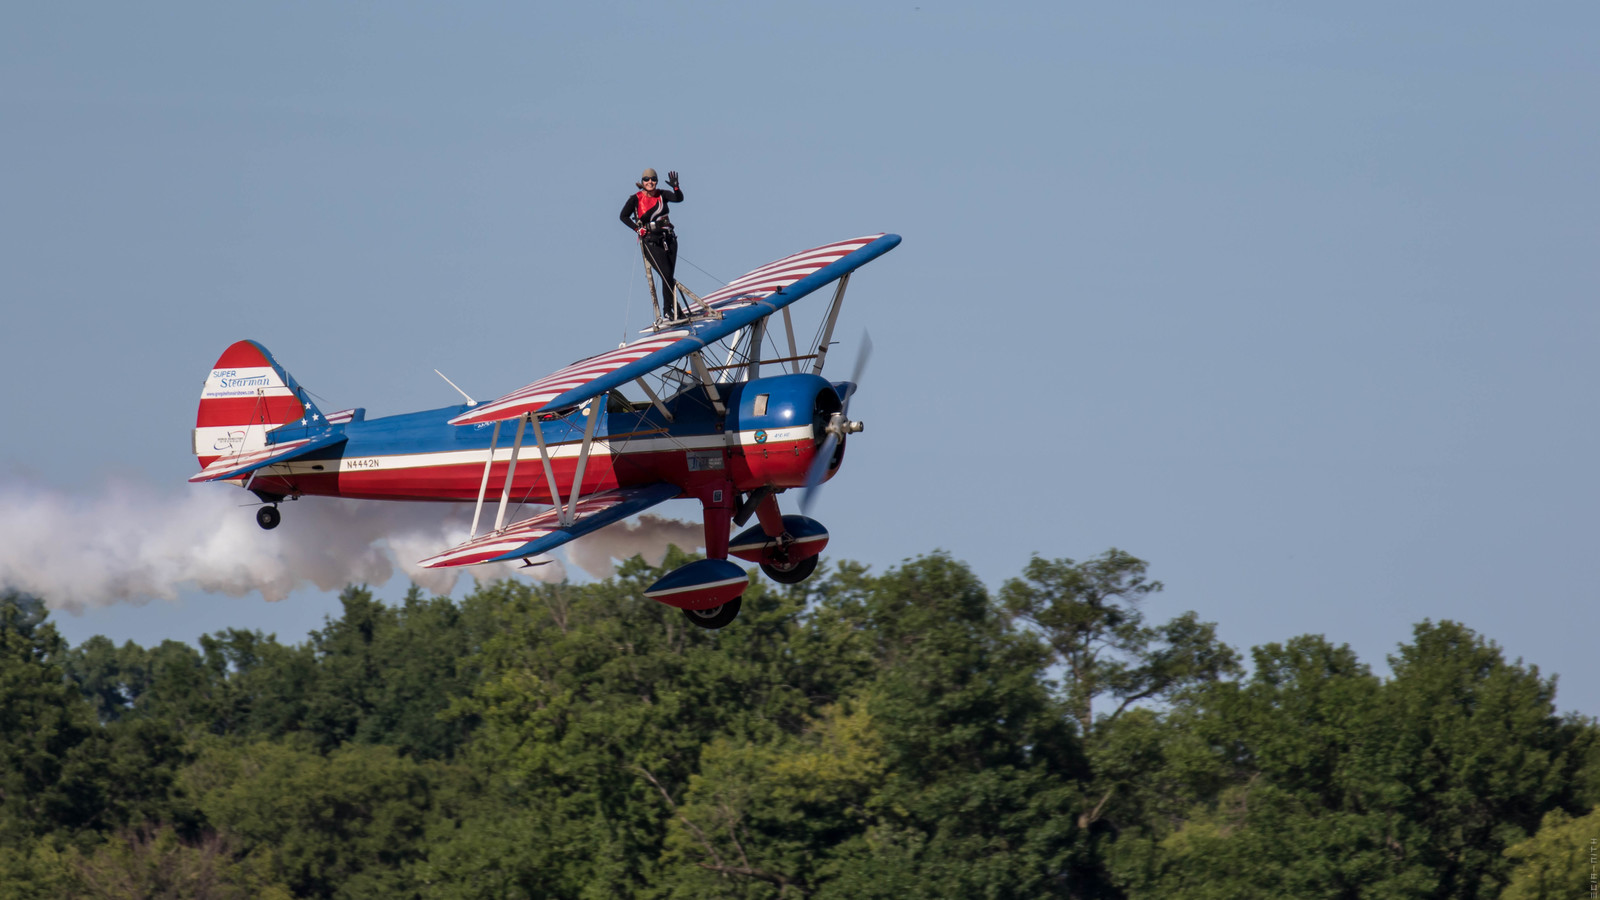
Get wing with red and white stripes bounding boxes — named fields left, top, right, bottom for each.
left=417, top=482, right=680, bottom=568
left=450, top=233, right=900, bottom=427
left=450, top=329, right=691, bottom=426
left=700, top=234, right=888, bottom=310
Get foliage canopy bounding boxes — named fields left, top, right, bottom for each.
left=0, top=548, right=1592, bottom=899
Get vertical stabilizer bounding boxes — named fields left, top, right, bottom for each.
left=194, top=340, right=323, bottom=469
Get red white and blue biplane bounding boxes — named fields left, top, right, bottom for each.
left=190, top=233, right=900, bottom=628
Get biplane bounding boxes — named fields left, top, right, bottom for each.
left=190, top=233, right=900, bottom=628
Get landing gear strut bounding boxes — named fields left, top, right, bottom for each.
left=256, top=506, right=281, bottom=530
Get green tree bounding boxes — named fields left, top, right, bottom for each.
left=196, top=627, right=317, bottom=739
left=63, top=635, right=143, bottom=723
left=190, top=739, right=462, bottom=899
left=999, top=550, right=1241, bottom=856
left=1000, top=550, right=1239, bottom=735
left=58, top=825, right=292, bottom=900
left=1113, top=624, right=1596, bottom=900
left=1368, top=620, right=1591, bottom=898
left=0, top=840, right=75, bottom=900
left=1, top=593, right=191, bottom=846
left=0, top=592, right=103, bottom=845
left=1121, top=636, right=1404, bottom=899
left=837, top=553, right=1096, bottom=898
left=11, top=549, right=1599, bottom=900
left=284, top=584, right=487, bottom=757
left=1501, top=806, right=1600, bottom=900
left=656, top=698, right=887, bottom=897
left=0, top=591, right=198, bottom=900
left=433, top=550, right=829, bottom=898
left=658, top=552, right=1103, bottom=898
left=352, top=586, right=487, bottom=758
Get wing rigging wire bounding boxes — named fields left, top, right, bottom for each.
left=619, top=240, right=640, bottom=346
left=761, top=325, right=790, bottom=376
left=228, top=391, right=279, bottom=498
left=676, top=254, right=726, bottom=288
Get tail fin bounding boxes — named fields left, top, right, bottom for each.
left=194, top=340, right=325, bottom=469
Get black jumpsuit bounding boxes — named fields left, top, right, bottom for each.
left=620, top=186, right=685, bottom=317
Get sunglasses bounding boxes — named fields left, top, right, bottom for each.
left=642, top=177, right=657, bottom=183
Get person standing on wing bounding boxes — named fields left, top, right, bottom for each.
left=620, top=168, right=684, bottom=319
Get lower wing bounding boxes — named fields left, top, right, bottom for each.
left=417, top=482, right=681, bottom=569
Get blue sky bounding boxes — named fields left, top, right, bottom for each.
left=3, top=4, right=1596, bottom=712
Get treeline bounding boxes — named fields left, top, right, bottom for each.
left=1, top=549, right=1596, bottom=899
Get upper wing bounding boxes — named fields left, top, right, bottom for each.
left=450, top=233, right=900, bottom=426
left=187, top=431, right=346, bottom=483
left=699, top=234, right=899, bottom=311
left=449, top=328, right=692, bottom=426
left=416, top=482, right=681, bottom=568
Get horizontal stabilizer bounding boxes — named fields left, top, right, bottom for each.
left=188, top=432, right=346, bottom=484
left=417, top=482, right=680, bottom=569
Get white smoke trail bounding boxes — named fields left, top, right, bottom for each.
left=0, top=479, right=469, bottom=611
left=565, top=514, right=705, bottom=578
left=0, top=479, right=706, bottom=611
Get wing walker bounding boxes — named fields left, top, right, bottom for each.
left=190, top=234, right=901, bottom=628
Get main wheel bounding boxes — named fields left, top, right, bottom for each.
left=761, top=555, right=818, bottom=585
left=256, top=506, right=281, bottom=530
left=681, top=597, right=742, bottom=630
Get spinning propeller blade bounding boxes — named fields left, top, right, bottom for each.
left=800, top=333, right=872, bottom=516
left=800, top=432, right=840, bottom=516
left=839, top=331, right=872, bottom=404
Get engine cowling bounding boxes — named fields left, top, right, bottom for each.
left=724, top=374, right=844, bottom=489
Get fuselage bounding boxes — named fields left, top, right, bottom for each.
left=239, top=374, right=844, bottom=507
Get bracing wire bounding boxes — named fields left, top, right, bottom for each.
left=619, top=241, right=640, bottom=345
left=763, top=325, right=788, bottom=376
left=303, top=387, right=337, bottom=411
left=677, top=254, right=727, bottom=288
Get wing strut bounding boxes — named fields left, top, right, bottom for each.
left=530, top=414, right=563, bottom=522
left=473, top=400, right=608, bottom=538
left=717, top=327, right=747, bottom=384
left=493, top=414, right=530, bottom=533
left=689, top=352, right=726, bottom=416
left=633, top=378, right=674, bottom=422
left=561, top=397, right=604, bottom=526
left=469, top=419, right=502, bottom=539
left=780, top=308, right=800, bottom=375
left=810, top=272, right=852, bottom=376
left=745, top=317, right=768, bottom=381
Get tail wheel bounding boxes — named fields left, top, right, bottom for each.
left=256, top=506, right=281, bottom=530
left=760, top=555, right=818, bottom=585
left=681, top=597, right=741, bottom=630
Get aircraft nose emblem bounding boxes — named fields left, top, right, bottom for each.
left=754, top=429, right=768, bottom=444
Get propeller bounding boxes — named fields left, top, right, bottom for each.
left=800, top=332, right=872, bottom=515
